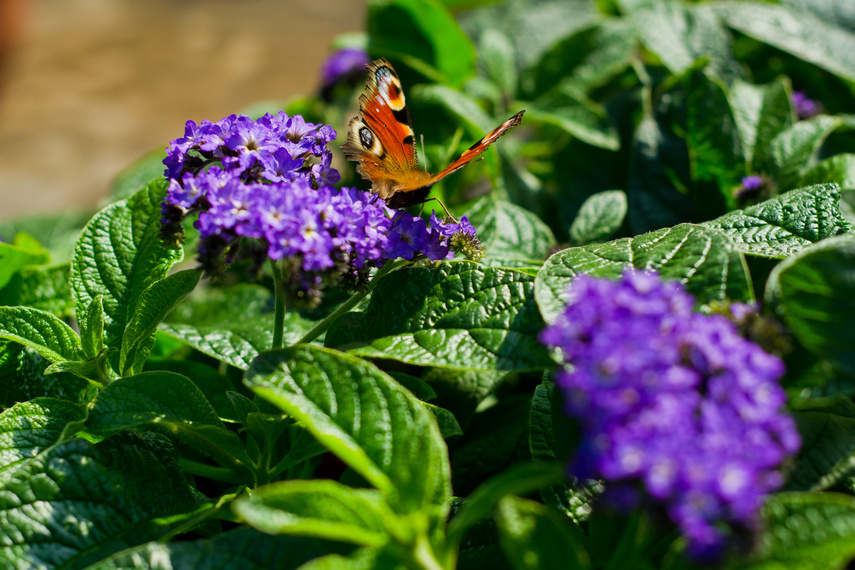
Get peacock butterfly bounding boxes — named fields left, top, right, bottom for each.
left=341, top=58, right=524, bottom=209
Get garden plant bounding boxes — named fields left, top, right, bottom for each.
left=2, top=0, right=855, bottom=568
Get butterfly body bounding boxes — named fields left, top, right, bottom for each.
left=342, top=58, right=524, bottom=209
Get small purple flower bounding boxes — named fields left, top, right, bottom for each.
left=320, top=48, right=370, bottom=97
left=430, top=213, right=483, bottom=261
left=735, top=175, right=769, bottom=202
left=792, top=91, right=822, bottom=120
left=741, top=176, right=763, bottom=192
left=540, top=270, right=800, bottom=560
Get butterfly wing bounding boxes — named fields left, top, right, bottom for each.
left=341, top=59, right=428, bottom=200
left=426, top=110, right=525, bottom=184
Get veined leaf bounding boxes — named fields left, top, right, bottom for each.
left=327, top=261, right=552, bottom=372
left=766, top=235, right=855, bottom=374
left=751, top=493, right=855, bottom=569
left=245, top=345, right=451, bottom=515
left=71, top=180, right=183, bottom=373
left=706, top=184, right=852, bottom=258
left=0, top=398, right=86, bottom=477
left=496, top=495, right=591, bottom=570
left=0, top=306, right=83, bottom=364
left=465, top=196, right=557, bottom=267
left=712, top=2, right=855, bottom=83
left=535, top=223, right=753, bottom=324
left=119, top=270, right=200, bottom=375
left=85, top=371, right=255, bottom=483
left=0, top=431, right=200, bottom=569
left=234, top=480, right=393, bottom=547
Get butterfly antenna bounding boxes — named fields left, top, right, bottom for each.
left=420, top=134, right=427, bottom=173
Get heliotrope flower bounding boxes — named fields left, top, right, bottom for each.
left=320, top=47, right=370, bottom=100
left=791, top=91, right=822, bottom=120
left=539, top=270, right=800, bottom=560
left=161, top=111, right=478, bottom=306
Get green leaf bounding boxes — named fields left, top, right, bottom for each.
left=327, top=262, right=553, bottom=372
left=480, top=29, right=517, bottom=97
left=535, top=223, right=753, bottom=323
left=569, top=190, right=627, bottom=245
left=0, top=211, right=90, bottom=266
left=0, top=398, right=86, bottom=476
left=0, top=233, right=50, bottom=291
left=446, top=461, right=565, bottom=550
left=451, top=395, right=531, bottom=496
left=526, top=86, right=619, bottom=151
left=712, top=2, right=855, bottom=83
left=495, top=495, right=591, bottom=570
left=627, top=115, right=693, bottom=234
left=234, top=480, right=392, bottom=547
left=623, top=0, right=737, bottom=82
left=85, top=371, right=255, bottom=483
left=464, top=196, right=557, bottom=267
left=245, top=345, right=451, bottom=515
left=705, top=184, right=853, bottom=259
left=81, top=295, right=105, bottom=360
left=766, top=235, right=855, bottom=374
left=459, top=0, right=596, bottom=71
left=84, top=527, right=331, bottom=570
left=789, top=401, right=855, bottom=491
left=0, top=263, right=73, bottom=317
left=367, top=0, right=476, bottom=86
left=800, top=154, right=855, bottom=190
left=413, top=83, right=497, bottom=134
left=529, top=381, right=600, bottom=524
left=750, top=493, right=855, bottom=569
left=146, top=360, right=239, bottom=422
left=730, top=78, right=795, bottom=173
left=0, top=431, right=201, bottom=569
left=0, top=306, right=83, bottom=364
left=765, top=115, right=847, bottom=190
left=119, top=270, right=200, bottom=375
left=530, top=19, right=635, bottom=97
left=108, top=148, right=167, bottom=202
left=71, top=180, right=183, bottom=373
left=159, top=284, right=315, bottom=369
left=0, top=344, right=97, bottom=407
left=684, top=70, right=744, bottom=211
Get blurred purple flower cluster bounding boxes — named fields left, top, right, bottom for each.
left=320, top=47, right=370, bottom=97
left=540, top=270, right=800, bottom=559
left=161, top=112, right=468, bottom=305
left=791, top=91, right=822, bottom=120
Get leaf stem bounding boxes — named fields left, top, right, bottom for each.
left=178, top=458, right=243, bottom=484
left=295, top=259, right=409, bottom=345
left=270, top=259, right=286, bottom=350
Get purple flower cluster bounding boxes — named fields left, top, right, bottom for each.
left=321, top=48, right=369, bottom=89
left=792, top=91, right=822, bottom=120
left=161, top=112, right=478, bottom=305
left=540, top=271, right=800, bottom=559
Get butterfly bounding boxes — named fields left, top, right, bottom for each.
left=341, top=58, right=524, bottom=209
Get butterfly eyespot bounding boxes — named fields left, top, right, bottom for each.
left=359, top=127, right=374, bottom=150
left=403, top=134, right=415, bottom=146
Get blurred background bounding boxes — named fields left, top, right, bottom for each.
left=0, top=0, right=365, bottom=220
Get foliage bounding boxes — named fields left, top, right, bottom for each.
left=2, top=0, right=855, bottom=568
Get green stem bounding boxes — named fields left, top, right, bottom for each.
left=271, top=259, right=286, bottom=350
left=296, top=259, right=409, bottom=345
left=178, top=458, right=243, bottom=484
